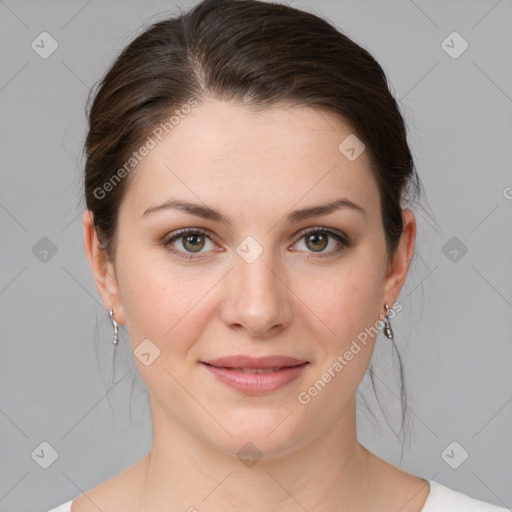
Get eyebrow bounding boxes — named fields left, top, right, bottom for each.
left=141, top=197, right=367, bottom=225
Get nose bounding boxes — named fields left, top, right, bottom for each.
left=219, top=246, right=293, bottom=338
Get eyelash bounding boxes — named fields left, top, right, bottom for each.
left=163, top=227, right=354, bottom=261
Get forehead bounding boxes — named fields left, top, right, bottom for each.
left=121, top=98, right=379, bottom=221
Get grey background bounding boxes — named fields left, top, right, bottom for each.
left=0, top=0, right=511, bottom=510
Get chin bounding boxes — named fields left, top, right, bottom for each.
left=201, top=406, right=310, bottom=462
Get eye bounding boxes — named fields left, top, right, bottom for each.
left=164, top=228, right=217, bottom=260
left=163, top=226, right=354, bottom=261
left=292, top=227, right=354, bottom=259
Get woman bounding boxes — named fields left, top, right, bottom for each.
left=48, top=0, right=508, bottom=510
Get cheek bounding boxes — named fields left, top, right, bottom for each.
left=299, top=263, right=382, bottom=404
left=116, top=246, right=216, bottom=355
left=299, top=256, right=383, bottom=338
left=294, top=259, right=384, bottom=401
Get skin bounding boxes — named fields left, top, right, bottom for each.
left=81, top=98, right=428, bottom=511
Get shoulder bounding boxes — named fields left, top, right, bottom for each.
left=421, top=480, right=509, bottom=511
left=48, top=455, right=149, bottom=512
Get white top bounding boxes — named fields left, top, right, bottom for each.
left=47, top=479, right=510, bottom=511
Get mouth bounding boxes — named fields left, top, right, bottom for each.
left=200, top=355, right=309, bottom=394
left=202, top=355, right=308, bottom=369
left=208, top=367, right=290, bottom=374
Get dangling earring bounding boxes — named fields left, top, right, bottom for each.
left=383, top=304, right=394, bottom=342
left=109, top=308, right=118, bottom=347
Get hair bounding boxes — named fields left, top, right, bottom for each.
left=82, top=0, right=426, bottom=458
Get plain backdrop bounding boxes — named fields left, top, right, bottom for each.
left=0, top=1, right=511, bottom=511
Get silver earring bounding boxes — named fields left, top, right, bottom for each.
left=109, top=308, right=118, bottom=346
left=383, top=304, right=394, bottom=342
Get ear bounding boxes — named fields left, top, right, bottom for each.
left=83, top=210, right=126, bottom=325
left=382, top=208, right=416, bottom=308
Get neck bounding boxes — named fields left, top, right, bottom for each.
left=135, top=394, right=375, bottom=512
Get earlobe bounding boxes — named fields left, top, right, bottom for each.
left=82, top=210, right=126, bottom=325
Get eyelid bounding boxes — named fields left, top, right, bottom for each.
left=164, top=226, right=216, bottom=242
left=293, top=226, right=352, bottom=245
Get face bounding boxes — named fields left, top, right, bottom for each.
left=85, top=97, right=415, bottom=459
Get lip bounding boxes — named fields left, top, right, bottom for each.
left=201, top=355, right=309, bottom=394
left=203, top=355, right=307, bottom=369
